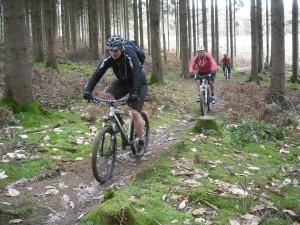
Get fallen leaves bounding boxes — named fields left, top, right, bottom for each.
left=0, top=169, right=8, bottom=179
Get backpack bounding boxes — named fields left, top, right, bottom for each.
left=123, top=40, right=145, bottom=65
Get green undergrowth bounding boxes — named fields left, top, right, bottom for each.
left=81, top=119, right=299, bottom=225
left=0, top=109, right=91, bottom=188
left=36, top=59, right=95, bottom=76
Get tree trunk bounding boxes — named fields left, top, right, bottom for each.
left=133, top=0, right=139, bottom=43
left=265, top=0, right=270, bottom=67
left=4, top=0, right=33, bottom=104
left=104, top=0, right=110, bottom=40
left=149, top=0, right=163, bottom=83
left=257, top=0, right=263, bottom=73
left=202, top=0, right=207, bottom=50
left=291, top=0, right=299, bottom=83
left=175, top=0, right=179, bottom=57
left=167, top=0, right=170, bottom=52
left=44, top=0, right=58, bottom=70
left=270, top=0, right=285, bottom=100
left=229, top=0, right=233, bottom=66
left=226, top=0, right=229, bottom=54
left=146, top=0, right=150, bottom=53
left=211, top=0, right=215, bottom=58
left=192, top=0, right=196, bottom=53
left=31, top=0, right=44, bottom=62
left=215, top=0, right=219, bottom=63
left=88, top=0, right=99, bottom=59
left=161, top=0, right=167, bottom=63
left=250, top=0, right=258, bottom=83
left=138, top=0, right=143, bottom=48
left=187, top=0, right=191, bottom=58
left=180, top=0, right=189, bottom=78
left=70, top=0, right=77, bottom=49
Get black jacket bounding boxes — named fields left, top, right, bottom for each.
left=85, top=46, right=147, bottom=96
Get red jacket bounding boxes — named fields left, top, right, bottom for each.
left=189, top=53, right=217, bottom=74
left=221, top=57, right=231, bottom=66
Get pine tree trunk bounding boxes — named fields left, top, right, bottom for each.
left=257, top=0, right=263, bottom=73
left=133, top=0, right=139, bottom=43
left=31, top=0, right=44, bottom=62
left=192, top=0, right=196, bottom=53
left=211, top=0, right=215, bottom=58
left=265, top=0, right=270, bottom=67
left=4, top=0, right=33, bottom=104
left=161, top=0, right=167, bottom=62
left=146, top=0, right=150, bottom=53
left=138, top=0, right=143, bottom=48
left=291, top=0, right=299, bottom=83
left=250, top=0, right=258, bottom=83
left=202, top=0, right=207, bottom=50
left=88, top=0, right=99, bottom=59
left=104, top=0, right=110, bottom=40
left=215, top=0, right=219, bottom=63
left=0, top=1, right=3, bottom=42
left=175, top=0, right=179, bottom=57
left=226, top=0, right=229, bottom=54
left=187, top=0, right=191, bottom=58
left=167, top=0, right=170, bottom=52
left=180, top=0, right=188, bottom=78
left=149, top=0, right=163, bottom=82
left=233, top=0, right=236, bottom=57
left=229, top=0, right=233, bottom=66
left=270, top=0, right=285, bottom=100
left=44, top=0, right=58, bottom=70
left=70, top=0, right=77, bottom=49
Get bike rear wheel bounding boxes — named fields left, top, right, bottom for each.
left=91, top=126, right=117, bottom=184
left=130, top=112, right=149, bottom=157
left=199, top=90, right=207, bottom=116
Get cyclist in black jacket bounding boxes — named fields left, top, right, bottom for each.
left=83, top=35, right=148, bottom=153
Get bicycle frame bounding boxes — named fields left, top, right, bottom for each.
left=199, top=78, right=209, bottom=101
left=108, top=106, right=133, bottom=146
left=91, top=97, right=134, bottom=146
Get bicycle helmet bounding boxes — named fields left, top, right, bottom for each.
left=106, top=35, right=123, bottom=50
left=197, top=46, right=206, bottom=52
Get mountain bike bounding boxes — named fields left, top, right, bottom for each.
left=89, top=96, right=149, bottom=184
left=223, top=65, right=230, bottom=80
left=198, top=74, right=212, bottom=116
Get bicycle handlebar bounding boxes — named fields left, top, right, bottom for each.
left=90, top=96, right=128, bottom=106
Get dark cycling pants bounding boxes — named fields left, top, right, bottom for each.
left=222, top=65, right=231, bottom=74
left=195, top=72, right=215, bottom=83
left=106, top=80, right=148, bottom=113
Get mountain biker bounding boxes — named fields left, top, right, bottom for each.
left=221, top=54, right=231, bottom=78
left=189, top=46, right=217, bottom=103
left=83, top=35, right=148, bottom=154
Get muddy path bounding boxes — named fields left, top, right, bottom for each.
left=0, top=81, right=228, bottom=225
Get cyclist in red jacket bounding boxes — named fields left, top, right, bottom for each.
left=189, top=46, right=217, bottom=103
left=221, top=54, right=231, bottom=78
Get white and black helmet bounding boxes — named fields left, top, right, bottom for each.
left=197, top=46, right=206, bottom=52
left=106, top=35, right=123, bottom=50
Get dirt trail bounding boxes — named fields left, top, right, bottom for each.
left=0, top=81, right=228, bottom=225
left=0, top=117, right=194, bottom=225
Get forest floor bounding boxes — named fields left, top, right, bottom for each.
left=0, top=56, right=300, bottom=225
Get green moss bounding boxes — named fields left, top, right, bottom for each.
left=0, top=98, right=46, bottom=114
left=148, top=74, right=166, bottom=85
left=81, top=193, right=155, bottom=225
left=192, top=118, right=221, bottom=133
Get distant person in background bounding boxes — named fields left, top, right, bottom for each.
left=189, top=46, right=217, bottom=103
left=221, top=54, right=231, bottom=78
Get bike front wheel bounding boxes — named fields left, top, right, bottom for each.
left=199, top=91, right=207, bottom=116
left=91, top=126, right=117, bottom=184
